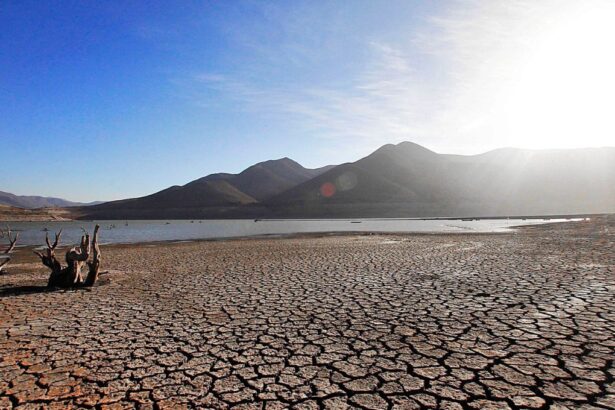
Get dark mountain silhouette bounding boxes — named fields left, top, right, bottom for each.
left=201, top=157, right=334, bottom=201
left=96, top=179, right=256, bottom=209
left=80, top=158, right=334, bottom=219
left=268, top=142, right=615, bottom=217
left=75, top=142, right=615, bottom=220
left=270, top=142, right=441, bottom=206
left=0, top=191, right=101, bottom=209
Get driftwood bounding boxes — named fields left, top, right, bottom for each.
left=34, top=225, right=102, bottom=288
left=0, top=226, right=19, bottom=274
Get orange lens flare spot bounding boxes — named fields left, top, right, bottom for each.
left=320, top=182, right=336, bottom=198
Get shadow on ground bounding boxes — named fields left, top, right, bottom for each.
left=0, top=284, right=52, bottom=297
left=0, top=276, right=110, bottom=297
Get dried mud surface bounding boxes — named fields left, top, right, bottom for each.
left=1, top=218, right=614, bottom=409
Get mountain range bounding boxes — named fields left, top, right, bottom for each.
left=0, top=191, right=102, bottom=209
left=268, top=142, right=615, bottom=217
left=73, top=142, right=615, bottom=220
left=76, top=158, right=335, bottom=219
left=3, top=142, right=613, bottom=220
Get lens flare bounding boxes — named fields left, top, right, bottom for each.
left=320, top=182, right=336, bottom=198
left=336, top=171, right=358, bottom=191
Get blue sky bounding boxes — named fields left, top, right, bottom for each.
left=2, top=1, right=614, bottom=201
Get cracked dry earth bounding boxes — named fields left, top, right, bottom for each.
left=1, top=220, right=614, bottom=409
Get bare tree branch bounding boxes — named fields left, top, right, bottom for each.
left=37, top=225, right=102, bottom=288
left=0, top=225, right=18, bottom=274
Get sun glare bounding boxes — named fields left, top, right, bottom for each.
left=503, top=2, right=615, bottom=149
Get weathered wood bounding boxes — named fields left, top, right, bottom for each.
left=34, top=225, right=102, bottom=288
left=0, top=256, right=10, bottom=273
left=0, top=226, right=18, bottom=274
left=84, top=225, right=101, bottom=287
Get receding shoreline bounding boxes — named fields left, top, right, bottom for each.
left=2, top=217, right=589, bottom=248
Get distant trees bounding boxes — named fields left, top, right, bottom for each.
left=34, top=225, right=102, bottom=288
left=0, top=226, right=19, bottom=274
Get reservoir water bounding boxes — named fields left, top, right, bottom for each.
left=3, top=218, right=575, bottom=247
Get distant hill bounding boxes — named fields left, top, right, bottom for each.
left=201, top=157, right=334, bottom=201
left=75, top=142, right=615, bottom=220
left=79, top=158, right=334, bottom=219
left=0, top=191, right=102, bottom=209
left=268, top=142, right=615, bottom=217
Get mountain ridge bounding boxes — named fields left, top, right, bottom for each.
left=68, top=142, right=615, bottom=219
left=0, top=191, right=102, bottom=209
left=268, top=143, right=615, bottom=217
left=80, top=157, right=335, bottom=218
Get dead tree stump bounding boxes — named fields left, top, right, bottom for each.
left=0, top=226, right=19, bottom=274
left=34, top=224, right=102, bottom=288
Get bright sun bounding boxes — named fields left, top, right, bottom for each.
left=503, top=1, right=615, bottom=149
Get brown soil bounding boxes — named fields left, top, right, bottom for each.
left=0, top=218, right=613, bottom=409
left=0, top=205, right=72, bottom=222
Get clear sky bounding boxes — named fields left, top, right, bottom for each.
left=2, top=0, right=614, bottom=202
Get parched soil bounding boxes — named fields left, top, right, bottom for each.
left=0, top=219, right=613, bottom=409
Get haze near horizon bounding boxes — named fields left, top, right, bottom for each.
left=2, top=0, right=614, bottom=202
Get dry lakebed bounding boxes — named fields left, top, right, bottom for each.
left=0, top=218, right=613, bottom=409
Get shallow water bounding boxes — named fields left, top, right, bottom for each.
left=5, top=218, right=576, bottom=247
